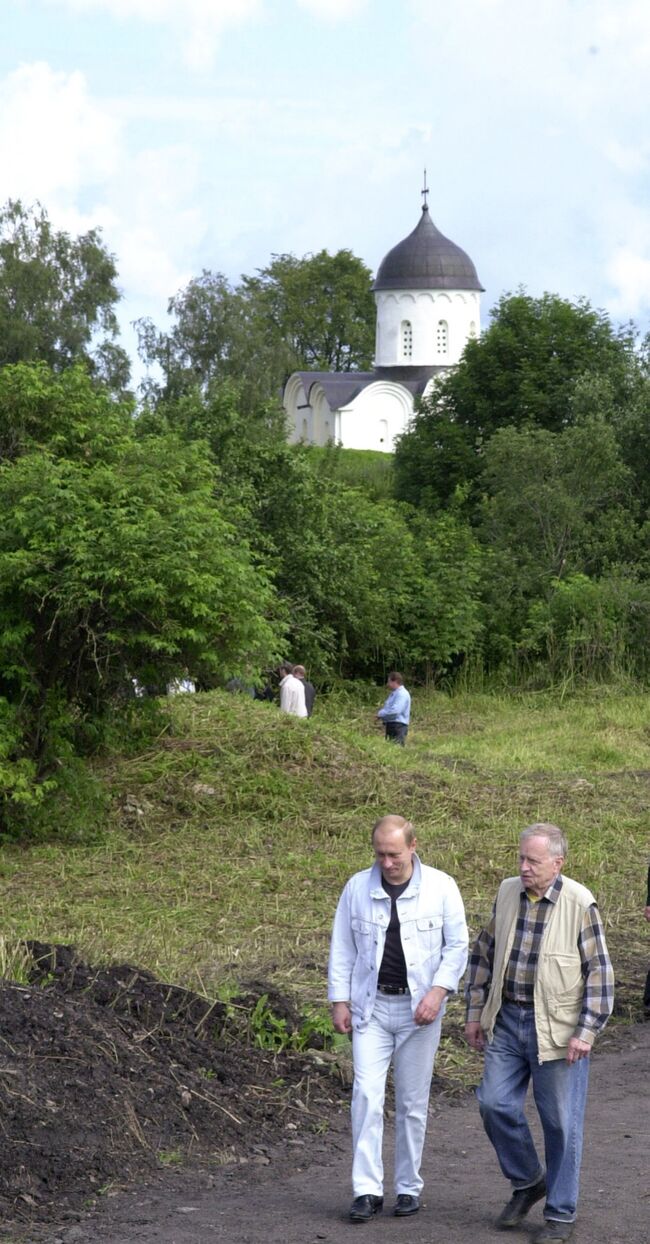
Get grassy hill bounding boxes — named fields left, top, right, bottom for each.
left=0, top=686, right=647, bottom=1034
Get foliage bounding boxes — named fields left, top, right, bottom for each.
left=136, top=249, right=375, bottom=409
left=247, top=997, right=337, bottom=1053
left=0, top=364, right=282, bottom=831
left=241, top=249, right=375, bottom=372
left=0, top=199, right=129, bottom=393
left=520, top=573, right=650, bottom=685
left=399, top=506, right=484, bottom=682
left=475, top=419, right=640, bottom=670
left=394, top=291, right=641, bottom=511
left=309, top=443, right=395, bottom=501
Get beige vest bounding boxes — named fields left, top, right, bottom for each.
left=480, top=874, right=595, bottom=1062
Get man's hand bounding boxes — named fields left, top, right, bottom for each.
left=414, top=986, right=447, bottom=1026
left=566, top=1036, right=591, bottom=1064
left=464, top=1021, right=486, bottom=1051
left=332, top=1001, right=352, bottom=1035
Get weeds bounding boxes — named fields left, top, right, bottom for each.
left=0, top=686, right=647, bottom=1038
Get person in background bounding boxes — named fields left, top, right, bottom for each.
left=292, top=665, right=315, bottom=717
left=278, top=662, right=307, bottom=718
left=329, top=815, right=468, bottom=1223
left=465, top=823, right=614, bottom=1243
left=376, top=672, right=411, bottom=744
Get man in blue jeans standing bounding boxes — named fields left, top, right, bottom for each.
left=376, top=672, right=411, bottom=744
left=464, top=823, right=614, bottom=1243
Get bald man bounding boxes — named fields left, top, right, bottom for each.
left=328, top=815, right=468, bottom=1223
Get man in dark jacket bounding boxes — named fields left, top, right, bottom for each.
left=293, top=665, right=315, bottom=717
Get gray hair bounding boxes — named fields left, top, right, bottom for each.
left=520, top=822, right=567, bottom=860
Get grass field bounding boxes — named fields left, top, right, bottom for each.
left=1, top=687, right=648, bottom=1062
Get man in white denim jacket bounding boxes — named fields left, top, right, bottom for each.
left=328, top=815, right=468, bottom=1224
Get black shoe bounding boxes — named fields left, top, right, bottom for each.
left=532, top=1223, right=574, bottom=1243
left=394, top=1194, right=420, bottom=1217
left=349, top=1195, right=384, bottom=1223
left=496, top=1176, right=546, bottom=1229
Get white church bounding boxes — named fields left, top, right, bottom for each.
left=283, top=193, right=483, bottom=453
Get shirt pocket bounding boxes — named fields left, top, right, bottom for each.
left=351, top=917, right=375, bottom=953
left=415, top=914, right=444, bottom=959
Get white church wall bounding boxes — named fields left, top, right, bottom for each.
left=284, top=374, right=310, bottom=444
left=374, top=288, right=481, bottom=367
left=338, top=382, right=413, bottom=452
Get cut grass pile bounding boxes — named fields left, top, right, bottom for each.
left=0, top=687, right=647, bottom=1045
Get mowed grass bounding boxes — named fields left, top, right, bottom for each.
left=0, top=688, right=648, bottom=1031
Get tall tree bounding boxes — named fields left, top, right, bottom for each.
left=241, top=249, right=375, bottom=372
left=476, top=417, right=638, bottom=666
left=136, top=249, right=376, bottom=408
left=0, top=364, right=282, bottom=827
left=394, top=291, right=640, bottom=512
left=0, top=199, right=130, bottom=392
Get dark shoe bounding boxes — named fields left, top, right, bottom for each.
left=349, top=1195, right=383, bottom=1223
left=394, top=1194, right=420, bottom=1217
left=496, top=1176, right=546, bottom=1228
left=532, top=1222, right=574, bottom=1243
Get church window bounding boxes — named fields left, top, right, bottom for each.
left=436, top=320, right=449, bottom=356
left=401, top=320, right=413, bottom=359
left=301, top=418, right=308, bottom=439
left=469, top=321, right=477, bottom=338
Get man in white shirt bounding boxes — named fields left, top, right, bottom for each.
left=329, top=815, right=468, bottom=1223
left=278, top=663, right=307, bottom=717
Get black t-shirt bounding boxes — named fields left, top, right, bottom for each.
left=378, top=877, right=410, bottom=988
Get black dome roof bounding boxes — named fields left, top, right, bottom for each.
left=374, top=206, right=483, bottom=292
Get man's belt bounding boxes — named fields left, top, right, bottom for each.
left=377, top=984, right=410, bottom=995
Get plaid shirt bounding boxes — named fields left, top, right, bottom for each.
left=465, top=875, right=614, bottom=1045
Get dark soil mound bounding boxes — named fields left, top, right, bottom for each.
left=0, top=945, right=349, bottom=1225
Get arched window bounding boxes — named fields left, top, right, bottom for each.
left=301, top=417, right=308, bottom=439
left=401, top=320, right=413, bottom=360
left=378, top=419, right=388, bottom=446
left=468, top=321, right=477, bottom=338
left=436, top=320, right=448, bottom=356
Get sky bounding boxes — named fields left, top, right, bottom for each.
left=2, top=0, right=650, bottom=382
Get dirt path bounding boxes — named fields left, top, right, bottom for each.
left=31, top=1023, right=649, bottom=1244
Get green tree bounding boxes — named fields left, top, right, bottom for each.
left=0, top=364, right=282, bottom=828
left=136, top=249, right=375, bottom=409
left=399, top=508, right=484, bottom=682
left=395, top=291, right=640, bottom=511
left=241, top=249, right=375, bottom=372
left=0, top=199, right=130, bottom=392
left=476, top=418, right=638, bottom=669
left=521, top=573, right=650, bottom=684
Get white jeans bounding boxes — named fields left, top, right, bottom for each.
left=351, top=992, right=443, bottom=1197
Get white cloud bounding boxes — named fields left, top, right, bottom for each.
left=607, top=247, right=650, bottom=318
left=297, top=0, right=367, bottom=18
left=45, top=0, right=264, bottom=69
left=0, top=61, right=119, bottom=203
left=0, top=57, right=205, bottom=346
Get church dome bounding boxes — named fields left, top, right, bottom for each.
left=374, top=205, right=483, bottom=292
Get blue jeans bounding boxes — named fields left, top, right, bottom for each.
left=476, top=1002, right=589, bottom=1222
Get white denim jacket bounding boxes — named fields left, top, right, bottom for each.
left=328, top=854, right=469, bottom=1030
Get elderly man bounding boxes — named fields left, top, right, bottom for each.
left=465, top=823, right=614, bottom=1243
left=329, top=815, right=468, bottom=1223
left=376, top=672, right=411, bottom=744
